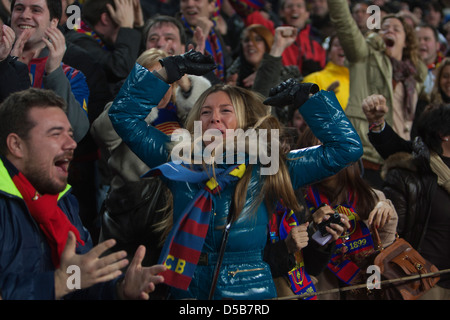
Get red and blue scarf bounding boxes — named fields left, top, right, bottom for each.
left=305, top=186, right=375, bottom=285
left=74, top=20, right=110, bottom=51
left=2, top=157, right=85, bottom=268
left=270, top=201, right=317, bottom=299
left=146, top=162, right=246, bottom=290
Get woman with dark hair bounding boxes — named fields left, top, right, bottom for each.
left=382, top=104, right=450, bottom=300
left=297, top=127, right=398, bottom=300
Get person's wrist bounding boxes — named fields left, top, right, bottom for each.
left=369, top=119, right=385, bottom=132
left=116, top=278, right=126, bottom=300
left=54, top=268, right=71, bottom=299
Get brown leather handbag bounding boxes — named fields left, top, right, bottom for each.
left=370, top=227, right=440, bottom=300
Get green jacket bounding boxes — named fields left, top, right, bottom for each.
left=327, top=0, right=427, bottom=165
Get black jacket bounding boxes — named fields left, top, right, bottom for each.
left=64, top=24, right=141, bottom=86
left=381, top=138, right=437, bottom=249
left=0, top=56, right=30, bottom=103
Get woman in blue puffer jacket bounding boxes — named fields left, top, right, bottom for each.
left=109, top=50, right=363, bottom=300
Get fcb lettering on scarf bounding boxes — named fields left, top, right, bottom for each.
left=305, top=186, right=375, bottom=285
left=147, top=162, right=246, bottom=290
left=270, top=201, right=317, bottom=299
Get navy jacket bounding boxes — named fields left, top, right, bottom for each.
left=0, top=157, right=118, bottom=300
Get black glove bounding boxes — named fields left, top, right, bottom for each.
left=263, top=79, right=319, bottom=108
left=159, top=49, right=217, bottom=84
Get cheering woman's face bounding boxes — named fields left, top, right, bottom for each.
left=380, top=17, right=406, bottom=61
left=199, top=91, right=238, bottom=146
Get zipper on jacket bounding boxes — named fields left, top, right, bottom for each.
left=228, top=267, right=264, bottom=277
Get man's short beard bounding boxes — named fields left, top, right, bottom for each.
left=23, top=166, right=66, bottom=195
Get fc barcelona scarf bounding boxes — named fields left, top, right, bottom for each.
left=269, top=202, right=317, bottom=299
left=145, top=162, right=246, bottom=290
left=2, top=157, right=85, bottom=268
left=305, top=186, right=375, bottom=285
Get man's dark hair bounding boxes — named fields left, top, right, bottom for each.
left=10, top=0, right=62, bottom=22
left=142, top=15, right=187, bottom=48
left=416, top=23, right=440, bottom=43
left=0, top=88, right=66, bottom=156
left=81, top=0, right=113, bottom=26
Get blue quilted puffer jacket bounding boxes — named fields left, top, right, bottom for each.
left=109, top=64, right=363, bottom=300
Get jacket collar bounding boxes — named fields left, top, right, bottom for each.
left=0, top=157, right=71, bottom=200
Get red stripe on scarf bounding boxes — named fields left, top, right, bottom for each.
left=170, top=242, right=202, bottom=264
left=11, top=171, right=84, bottom=268
left=194, top=195, right=212, bottom=211
left=161, top=269, right=192, bottom=290
left=183, top=218, right=210, bottom=237
left=328, top=260, right=361, bottom=284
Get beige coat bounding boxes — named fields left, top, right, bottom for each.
left=327, top=0, right=427, bottom=165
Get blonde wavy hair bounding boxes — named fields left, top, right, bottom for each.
left=182, top=84, right=302, bottom=222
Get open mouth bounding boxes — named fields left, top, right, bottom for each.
left=54, top=158, right=71, bottom=174
left=384, top=38, right=395, bottom=48
left=207, top=127, right=225, bottom=135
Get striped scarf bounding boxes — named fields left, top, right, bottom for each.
left=305, top=186, right=375, bottom=285
left=182, top=16, right=224, bottom=81
left=147, top=162, right=246, bottom=290
left=2, top=156, right=85, bottom=268
left=269, top=201, right=317, bottom=299
left=73, top=20, right=109, bottom=51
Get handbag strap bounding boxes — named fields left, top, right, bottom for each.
left=371, top=225, right=384, bottom=251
